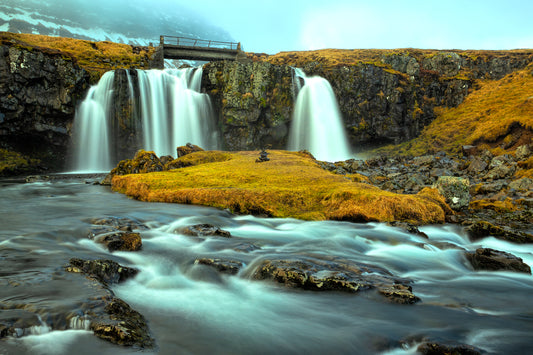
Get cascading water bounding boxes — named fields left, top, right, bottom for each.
left=71, top=71, right=115, bottom=172
left=71, top=68, right=218, bottom=171
left=137, top=68, right=218, bottom=157
left=288, top=68, right=352, bottom=162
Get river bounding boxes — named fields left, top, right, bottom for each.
left=1, top=178, right=532, bottom=354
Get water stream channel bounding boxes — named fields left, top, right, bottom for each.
left=1, top=178, right=532, bottom=354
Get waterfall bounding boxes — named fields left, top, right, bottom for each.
left=71, top=71, right=115, bottom=172
left=137, top=68, right=218, bottom=157
left=71, top=68, right=218, bottom=171
left=288, top=68, right=352, bottom=162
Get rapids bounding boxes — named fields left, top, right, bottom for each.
left=1, top=179, right=532, bottom=354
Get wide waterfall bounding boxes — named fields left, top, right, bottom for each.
left=288, top=68, right=352, bottom=162
left=71, top=68, right=218, bottom=172
left=71, top=71, right=115, bottom=172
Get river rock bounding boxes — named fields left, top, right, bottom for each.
left=433, top=176, right=470, bottom=210
left=178, top=224, right=232, bottom=238
left=90, top=216, right=148, bottom=232
left=515, top=144, right=532, bottom=160
left=465, top=221, right=533, bottom=243
left=90, top=297, right=154, bottom=348
left=195, top=258, right=243, bottom=275
left=417, top=341, right=483, bottom=355
left=509, top=177, right=533, bottom=192
left=66, top=258, right=139, bottom=284
left=467, top=157, right=488, bottom=174
left=251, top=257, right=420, bottom=304
left=465, top=248, right=531, bottom=274
left=91, top=232, right=142, bottom=252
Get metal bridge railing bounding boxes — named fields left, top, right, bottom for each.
left=160, top=35, right=240, bottom=51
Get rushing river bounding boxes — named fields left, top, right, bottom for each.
left=1, top=179, right=532, bottom=354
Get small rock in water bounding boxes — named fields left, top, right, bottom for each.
left=66, top=258, right=139, bottom=284
left=417, top=341, right=483, bottom=355
left=178, top=224, right=232, bottom=238
left=465, top=248, right=531, bottom=274
left=94, top=232, right=143, bottom=252
left=195, top=258, right=243, bottom=275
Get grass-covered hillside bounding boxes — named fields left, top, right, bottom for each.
left=376, top=62, right=533, bottom=156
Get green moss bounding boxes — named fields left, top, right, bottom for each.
left=0, top=149, right=40, bottom=176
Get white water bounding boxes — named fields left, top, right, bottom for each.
left=137, top=68, right=218, bottom=157
left=71, top=68, right=218, bottom=172
left=71, top=71, right=115, bottom=172
left=288, top=68, right=352, bottom=161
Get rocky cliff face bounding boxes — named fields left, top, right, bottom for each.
left=0, top=43, right=90, bottom=170
left=203, top=61, right=295, bottom=150
left=204, top=50, right=532, bottom=151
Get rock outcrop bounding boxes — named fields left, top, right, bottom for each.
left=0, top=41, right=90, bottom=171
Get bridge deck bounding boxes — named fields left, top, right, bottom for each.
left=160, top=35, right=243, bottom=61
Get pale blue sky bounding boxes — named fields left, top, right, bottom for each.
left=177, top=0, right=533, bottom=53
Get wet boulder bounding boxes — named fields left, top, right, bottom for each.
left=90, top=216, right=148, bottom=232
left=90, top=297, right=154, bottom=348
left=93, top=232, right=143, bottom=252
left=252, top=257, right=420, bottom=304
left=178, top=224, right=232, bottom=238
left=465, top=221, right=533, bottom=243
left=417, top=341, right=483, bottom=355
left=465, top=248, right=531, bottom=274
left=195, top=258, right=243, bottom=275
left=66, top=258, right=139, bottom=284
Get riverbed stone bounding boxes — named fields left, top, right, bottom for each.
left=195, top=258, right=243, bottom=275
left=465, top=221, right=533, bottom=243
left=417, top=341, right=482, bottom=355
left=93, top=232, right=143, bottom=252
left=465, top=248, right=531, bottom=274
left=252, top=257, right=420, bottom=304
left=433, top=176, right=470, bottom=210
left=66, top=258, right=139, bottom=284
left=178, top=224, right=232, bottom=238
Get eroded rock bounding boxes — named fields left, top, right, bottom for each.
left=252, top=257, right=420, bottom=304
left=195, top=258, right=243, bottom=275
left=66, top=258, right=139, bottom=284
left=465, top=248, right=531, bottom=274
left=178, top=224, right=232, bottom=238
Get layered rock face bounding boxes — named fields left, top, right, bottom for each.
left=0, top=44, right=90, bottom=169
left=203, top=61, right=295, bottom=150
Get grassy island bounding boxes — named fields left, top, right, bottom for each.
left=111, top=150, right=448, bottom=224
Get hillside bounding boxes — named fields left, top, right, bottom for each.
left=375, top=62, right=533, bottom=156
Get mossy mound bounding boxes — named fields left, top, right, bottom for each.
left=112, top=150, right=448, bottom=224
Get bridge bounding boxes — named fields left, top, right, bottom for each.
left=160, top=35, right=249, bottom=62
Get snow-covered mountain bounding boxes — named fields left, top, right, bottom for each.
left=0, top=0, right=234, bottom=45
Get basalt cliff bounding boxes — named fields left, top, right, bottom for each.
left=0, top=32, right=532, bottom=174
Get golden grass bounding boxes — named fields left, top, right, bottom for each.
left=0, top=32, right=156, bottom=80
left=112, top=150, right=447, bottom=224
left=376, top=63, right=533, bottom=156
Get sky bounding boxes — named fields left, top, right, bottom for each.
left=165, top=0, right=533, bottom=54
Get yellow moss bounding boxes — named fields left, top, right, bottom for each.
left=470, top=198, right=518, bottom=213
left=0, top=149, right=40, bottom=175
left=111, top=150, right=447, bottom=224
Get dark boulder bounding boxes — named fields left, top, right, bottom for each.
left=417, top=341, right=483, bottom=355
left=195, top=258, right=243, bottom=275
left=465, top=221, right=533, bottom=243
left=251, top=257, right=420, bottom=304
left=178, top=224, right=232, bottom=238
left=465, top=248, right=531, bottom=274
left=66, top=258, right=139, bottom=284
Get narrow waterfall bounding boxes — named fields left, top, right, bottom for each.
left=71, top=71, right=115, bottom=172
left=288, top=68, right=352, bottom=162
left=137, top=68, right=218, bottom=157
left=71, top=68, right=218, bottom=171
